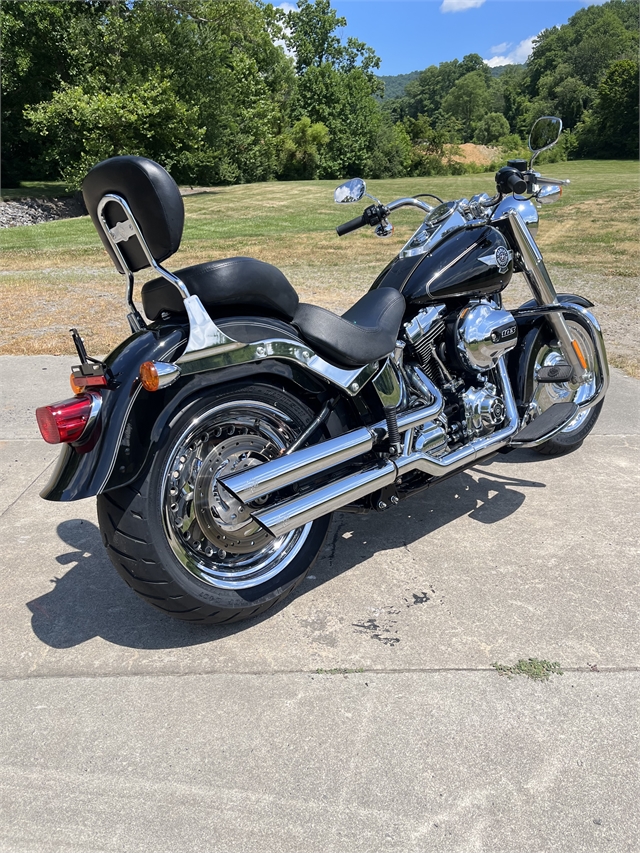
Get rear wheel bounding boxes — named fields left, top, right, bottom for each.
left=97, top=383, right=331, bottom=624
left=531, top=319, right=604, bottom=456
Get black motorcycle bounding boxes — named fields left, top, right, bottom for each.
left=36, top=116, right=608, bottom=624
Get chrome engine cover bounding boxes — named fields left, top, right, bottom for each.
left=462, top=383, right=506, bottom=438
left=455, top=301, right=518, bottom=372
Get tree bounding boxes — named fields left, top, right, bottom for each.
left=473, top=112, right=510, bottom=145
left=25, top=78, right=204, bottom=188
left=575, top=58, right=639, bottom=157
left=0, top=1, right=110, bottom=184
left=441, top=71, right=491, bottom=141
left=279, top=117, right=330, bottom=179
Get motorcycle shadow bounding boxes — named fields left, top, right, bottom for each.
left=26, top=463, right=545, bottom=651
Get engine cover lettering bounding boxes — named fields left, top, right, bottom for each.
left=455, top=301, right=518, bottom=372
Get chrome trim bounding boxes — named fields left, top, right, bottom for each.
left=96, top=194, right=236, bottom=360
left=175, top=336, right=380, bottom=396
left=151, top=361, right=182, bottom=389
left=221, top=426, right=376, bottom=504
left=110, top=220, right=136, bottom=243
left=79, top=391, right=103, bottom=441
left=222, top=391, right=445, bottom=505
left=244, top=359, right=520, bottom=538
left=386, top=197, right=434, bottom=214
left=253, top=462, right=398, bottom=538
left=491, top=196, right=539, bottom=238
left=404, top=305, right=447, bottom=346
left=478, top=248, right=513, bottom=270
left=504, top=209, right=587, bottom=381
left=97, top=194, right=191, bottom=301
left=399, top=207, right=467, bottom=259
left=535, top=184, right=562, bottom=205
left=555, top=303, right=610, bottom=410
left=178, top=295, right=243, bottom=361
left=372, top=359, right=402, bottom=409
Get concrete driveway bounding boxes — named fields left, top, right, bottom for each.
left=0, top=355, right=638, bottom=852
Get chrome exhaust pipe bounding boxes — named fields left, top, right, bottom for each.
left=253, top=461, right=397, bottom=538
left=251, top=359, right=520, bottom=538
left=222, top=426, right=375, bottom=504
left=221, top=392, right=443, bottom=504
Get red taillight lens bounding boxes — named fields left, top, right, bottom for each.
left=36, top=394, right=95, bottom=444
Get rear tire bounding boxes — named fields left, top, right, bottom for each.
left=97, top=383, right=331, bottom=624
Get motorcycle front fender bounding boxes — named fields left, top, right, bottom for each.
left=41, top=320, right=330, bottom=502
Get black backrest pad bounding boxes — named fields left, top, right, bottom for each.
left=82, top=156, right=184, bottom=273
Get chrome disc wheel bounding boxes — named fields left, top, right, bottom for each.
left=160, top=401, right=312, bottom=590
left=532, top=320, right=598, bottom=435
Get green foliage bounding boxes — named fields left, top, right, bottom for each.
left=279, top=117, right=330, bottom=179
left=574, top=59, right=639, bottom=158
left=473, top=112, right=511, bottom=145
left=492, top=658, right=564, bottom=681
left=1, top=0, right=637, bottom=191
left=25, top=79, right=204, bottom=189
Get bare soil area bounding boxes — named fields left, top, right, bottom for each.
left=448, top=143, right=500, bottom=166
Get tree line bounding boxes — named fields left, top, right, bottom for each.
left=1, top=0, right=637, bottom=190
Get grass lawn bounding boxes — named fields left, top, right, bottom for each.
left=1, top=181, right=71, bottom=201
left=1, top=160, right=638, bottom=374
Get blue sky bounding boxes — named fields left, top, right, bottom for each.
left=281, top=1, right=608, bottom=76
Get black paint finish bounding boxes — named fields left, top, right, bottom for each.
left=370, top=225, right=513, bottom=306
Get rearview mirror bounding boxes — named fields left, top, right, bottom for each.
left=334, top=178, right=366, bottom=204
left=529, top=117, right=562, bottom=163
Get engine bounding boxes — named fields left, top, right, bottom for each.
left=403, top=300, right=518, bottom=443
left=454, top=301, right=518, bottom=372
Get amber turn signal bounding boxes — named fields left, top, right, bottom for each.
left=571, top=338, right=588, bottom=370
left=70, top=373, right=84, bottom=395
left=139, top=361, right=160, bottom=392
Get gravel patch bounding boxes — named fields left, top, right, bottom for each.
left=0, top=195, right=87, bottom=227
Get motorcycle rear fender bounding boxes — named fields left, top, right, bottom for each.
left=41, top=319, right=332, bottom=502
left=509, top=292, right=596, bottom=409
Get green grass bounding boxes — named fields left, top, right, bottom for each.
left=492, top=658, right=564, bottom=681
left=0, top=160, right=638, bottom=363
left=0, top=181, right=70, bottom=201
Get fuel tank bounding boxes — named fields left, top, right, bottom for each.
left=369, top=225, right=513, bottom=306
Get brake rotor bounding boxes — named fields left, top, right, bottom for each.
left=193, top=435, right=274, bottom=554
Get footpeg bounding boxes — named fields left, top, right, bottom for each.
left=536, top=362, right=572, bottom=383
left=512, top=402, right=579, bottom=446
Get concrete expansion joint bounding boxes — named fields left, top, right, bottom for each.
left=1, top=665, right=638, bottom=683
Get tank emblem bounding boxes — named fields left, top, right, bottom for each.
left=479, top=247, right=512, bottom=273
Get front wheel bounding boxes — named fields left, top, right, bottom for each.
left=530, top=318, right=604, bottom=456
left=97, top=383, right=331, bottom=624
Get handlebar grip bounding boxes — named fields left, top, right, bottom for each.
left=507, top=172, right=527, bottom=195
left=336, top=214, right=367, bottom=236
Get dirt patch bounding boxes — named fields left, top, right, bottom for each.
left=448, top=143, right=500, bottom=166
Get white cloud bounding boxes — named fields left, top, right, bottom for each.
left=490, top=42, right=511, bottom=55
left=484, top=35, right=536, bottom=67
left=276, top=2, right=297, bottom=12
left=440, top=0, right=486, bottom=13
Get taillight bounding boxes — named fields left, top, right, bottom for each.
left=36, top=393, right=99, bottom=444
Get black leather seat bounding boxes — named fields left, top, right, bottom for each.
left=293, top=288, right=406, bottom=367
left=141, top=253, right=405, bottom=368
left=141, top=257, right=299, bottom=321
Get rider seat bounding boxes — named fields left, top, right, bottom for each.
left=83, top=155, right=406, bottom=369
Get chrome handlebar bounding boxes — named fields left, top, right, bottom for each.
left=535, top=175, right=570, bottom=186
left=385, top=197, right=435, bottom=214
